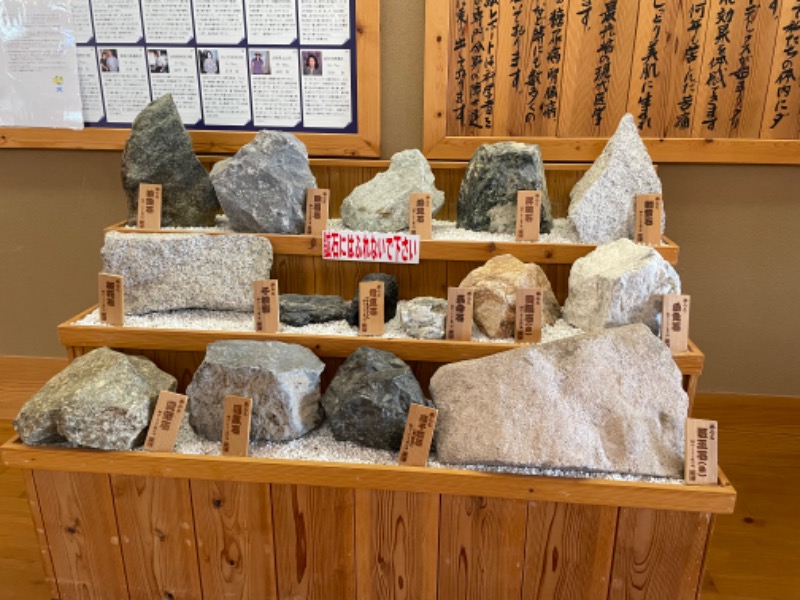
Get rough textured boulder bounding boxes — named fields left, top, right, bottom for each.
left=321, top=347, right=433, bottom=450
left=399, top=297, right=447, bottom=339
left=279, top=294, right=349, bottom=327
left=430, top=324, right=688, bottom=478
left=345, top=273, right=399, bottom=327
left=459, top=254, right=560, bottom=338
left=340, top=149, right=445, bottom=232
left=568, top=114, right=663, bottom=243
left=457, top=142, right=552, bottom=234
left=563, top=239, right=680, bottom=333
left=122, top=95, right=220, bottom=227
left=210, top=131, right=317, bottom=234
left=14, top=348, right=176, bottom=450
left=187, top=341, right=325, bottom=442
left=102, top=231, right=273, bottom=314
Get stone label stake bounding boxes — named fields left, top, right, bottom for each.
left=516, top=191, right=542, bottom=242
left=143, top=391, right=188, bottom=452
left=398, top=404, right=438, bottom=467
left=359, top=281, right=385, bottom=336
left=222, top=396, right=253, bottom=457
left=635, top=194, right=663, bottom=246
left=98, top=273, right=124, bottom=326
left=409, top=193, right=433, bottom=239
left=515, top=288, right=543, bottom=343
left=685, top=418, right=718, bottom=485
left=137, top=183, right=162, bottom=229
left=305, top=188, right=330, bottom=235
left=446, top=287, right=474, bottom=341
left=253, top=279, right=280, bottom=334
left=662, top=293, right=690, bottom=353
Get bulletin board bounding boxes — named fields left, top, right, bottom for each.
left=0, top=0, right=380, bottom=157
left=423, top=0, right=800, bottom=164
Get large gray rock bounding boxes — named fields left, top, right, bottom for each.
left=399, top=297, right=447, bottom=340
left=14, top=348, right=176, bottom=450
left=568, top=114, right=663, bottom=243
left=102, top=231, right=273, bottom=315
left=321, top=347, right=433, bottom=450
left=459, top=254, right=561, bottom=339
left=280, top=294, right=349, bottom=327
left=122, top=95, right=220, bottom=227
left=210, top=131, right=317, bottom=233
left=563, top=239, right=680, bottom=333
left=187, top=341, right=325, bottom=442
left=457, top=142, right=552, bottom=234
left=346, top=273, right=399, bottom=327
left=340, top=149, right=445, bottom=232
left=430, top=324, right=688, bottom=478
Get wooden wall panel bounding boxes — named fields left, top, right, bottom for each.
left=191, top=480, right=278, bottom=600
left=381, top=262, right=449, bottom=299
left=761, top=0, right=800, bottom=138
left=112, top=475, right=203, bottom=600
left=355, top=489, right=440, bottom=600
left=274, top=255, right=318, bottom=295
left=34, top=471, right=128, bottom=600
left=22, top=471, right=60, bottom=599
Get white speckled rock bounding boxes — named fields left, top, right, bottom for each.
left=563, top=239, right=680, bottom=333
left=399, top=297, right=447, bottom=339
left=430, top=324, right=687, bottom=478
left=459, top=254, right=561, bottom=338
left=568, top=114, right=663, bottom=243
left=340, top=149, right=445, bottom=232
left=14, top=348, right=176, bottom=449
left=187, top=341, right=325, bottom=442
left=102, top=231, right=273, bottom=315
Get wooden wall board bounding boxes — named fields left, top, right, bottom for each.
left=22, top=471, right=60, bottom=600
left=761, top=0, right=800, bottom=139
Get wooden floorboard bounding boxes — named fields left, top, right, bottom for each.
left=0, top=356, right=798, bottom=599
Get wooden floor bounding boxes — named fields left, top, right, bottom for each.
left=1, top=357, right=798, bottom=599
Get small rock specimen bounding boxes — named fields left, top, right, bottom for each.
left=102, top=231, right=273, bottom=314
left=210, top=131, right=317, bottom=234
left=457, top=142, right=552, bottom=234
left=345, top=273, right=400, bottom=327
left=429, top=324, right=688, bottom=478
left=459, top=254, right=561, bottom=339
left=14, top=348, right=176, bottom=450
left=280, top=294, right=349, bottom=327
left=563, top=239, right=680, bottom=333
left=568, top=114, right=663, bottom=243
left=121, top=95, right=220, bottom=227
left=399, top=297, right=447, bottom=339
left=187, top=341, right=325, bottom=442
left=321, top=347, right=432, bottom=450
left=340, top=149, right=445, bottom=232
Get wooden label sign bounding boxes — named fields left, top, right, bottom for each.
left=515, top=288, right=543, bottom=343
left=516, top=190, right=542, bottom=242
left=685, top=418, right=718, bottom=486
left=358, top=281, right=384, bottom=336
left=634, top=194, right=663, bottom=245
left=662, top=294, right=690, bottom=353
left=222, top=396, right=253, bottom=457
left=98, top=273, right=124, bottom=326
left=143, top=391, right=188, bottom=452
left=398, top=404, right=438, bottom=467
left=305, top=188, right=330, bottom=235
left=253, top=279, right=279, bottom=333
left=137, top=183, right=162, bottom=229
left=446, top=287, right=474, bottom=341
left=409, top=193, right=433, bottom=239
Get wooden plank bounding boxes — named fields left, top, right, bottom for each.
left=272, top=254, right=317, bottom=295
left=609, top=508, right=712, bottom=599
left=22, top=471, right=60, bottom=600
left=271, top=484, right=355, bottom=599
left=761, top=0, right=800, bottom=138
left=354, top=489, right=439, bottom=600
left=380, top=262, right=449, bottom=299
left=313, top=258, right=377, bottom=298
left=33, top=470, right=128, bottom=599
left=111, top=475, right=202, bottom=600
left=437, top=494, right=528, bottom=599
left=191, top=480, right=277, bottom=600
left=522, top=502, right=617, bottom=600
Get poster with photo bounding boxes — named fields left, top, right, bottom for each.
left=149, top=48, right=202, bottom=125
left=251, top=48, right=301, bottom=127
left=301, top=49, right=351, bottom=128
left=197, top=48, right=251, bottom=126
left=98, top=47, right=151, bottom=122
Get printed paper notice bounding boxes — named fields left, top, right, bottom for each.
left=246, top=0, right=298, bottom=45
left=77, top=47, right=104, bottom=122
left=301, top=49, right=351, bottom=128
left=198, top=48, right=251, bottom=126
left=299, top=0, right=350, bottom=45
left=98, top=47, right=151, bottom=123
left=149, top=48, right=202, bottom=124
left=194, top=0, right=245, bottom=45
left=141, top=0, right=194, bottom=44
left=91, top=0, right=144, bottom=44
left=70, top=0, right=96, bottom=44
left=250, top=48, right=301, bottom=127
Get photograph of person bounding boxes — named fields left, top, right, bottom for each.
left=99, top=49, right=119, bottom=73
left=198, top=50, right=219, bottom=75
left=302, top=51, right=322, bottom=76
left=249, top=51, right=271, bottom=76
left=148, top=50, right=169, bottom=74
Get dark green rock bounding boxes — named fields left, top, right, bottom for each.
left=345, top=273, right=399, bottom=327
left=280, top=294, right=349, bottom=326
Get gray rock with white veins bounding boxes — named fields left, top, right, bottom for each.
left=14, top=347, right=176, bottom=450
left=340, top=149, right=445, bottom=232
left=210, top=131, right=317, bottom=233
left=280, top=294, right=349, bottom=327
left=399, top=297, right=447, bottom=339
left=102, top=231, right=273, bottom=315
left=563, top=239, right=680, bottom=333
left=187, top=341, right=325, bottom=442
left=568, top=114, right=663, bottom=243
left=430, top=324, right=688, bottom=478
left=122, top=95, right=220, bottom=227
left=457, top=142, right=552, bottom=234
left=321, top=347, right=433, bottom=451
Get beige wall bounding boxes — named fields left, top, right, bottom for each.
left=0, top=0, right=797, bottom=395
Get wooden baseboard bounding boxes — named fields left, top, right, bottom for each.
left=0, top=356, right=67, bottom=421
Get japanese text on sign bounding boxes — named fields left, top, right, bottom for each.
left=515, top=288, right=543, bottom=343
left=253, top=279, right=279, bottom=333
left=446, top=287, right=474, bottom=341
left=222, top=396, right=252, bottom=457
left=305, top=188, right=330, bottom=235
left=322, top=230, right=420, bottom=264
left=137, top=183, right=162, bottom=229
left=661, top=293, right=690, bottom=353
left=635, top=194, right=662, bottom=245
left=98, top=272, right=124, bottom=326
left=398, top=404, right=438, bottom=467
left=516, top=190, right=542, bottom=242
left=685, top=418, right=718, bottom=485
left=359, top=281, right=384, bottom=336
left=409, top=193, right=433, bottom=239
left=144, top=391, right=188, bottom=452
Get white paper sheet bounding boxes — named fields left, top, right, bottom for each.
left=148, top=47, right=201, bottom=124
left=246, top=0, right=297, bottom=45
left=76, top=46, right=104, bottom=122
left=193, top=0, right=245, bottom=45
left=250, top=47, right=300, bottom=127
left=299, top=0, right=349, bottom=45
left=301, top=48, right=351, bottom=128
left=91, top=0, right=143, bottom=43
left=98, top=46, right=150, bottom=122
left=197, top=47, right=251, bottom=126
left=141, top=0, right=194, bottom=44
